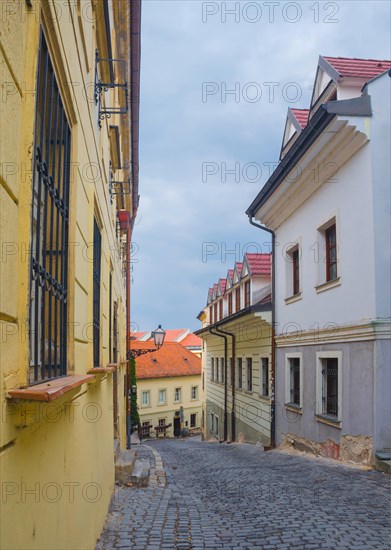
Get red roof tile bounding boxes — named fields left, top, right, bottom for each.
left=136, top=342, right=201, bottom=379
left=181, top=333, right=202, bottom=348
left=323, top=56, right=391, bottom=79
left=245, top=253, right=272, bottom=276
left=291, top=108, right=309, bottom=129
left=227, top=269, right=234, bottom=284
left=145, top=329, right=188, bottom=343
left=130, top=331, right=148, bottom=340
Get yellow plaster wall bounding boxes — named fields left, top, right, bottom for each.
left=138, top=375, right=202, bottom=437
left=1, top=2, right=132, bottom=548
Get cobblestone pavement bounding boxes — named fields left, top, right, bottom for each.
left=96, top=437, right=390, bottom=550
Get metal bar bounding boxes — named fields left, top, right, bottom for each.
left=62, top=126, right=71, bottom=376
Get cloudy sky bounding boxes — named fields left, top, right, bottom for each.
left=131, top=0, right=390, bottom=333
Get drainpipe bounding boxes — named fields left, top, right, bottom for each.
left=209, top=328, right=227, bottom=442
left=248, top=216, right=276, bottom=449
left=215, top=326, right=236, bottom=443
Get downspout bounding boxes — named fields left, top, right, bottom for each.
left=215, top=325, right=236, bottom=443
left=248, top=216, right=276, bottom=449
left=209, top=328, right=227, bottom=442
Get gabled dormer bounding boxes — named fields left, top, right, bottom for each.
left=218, top=278, right=226, bottom=296
left=206, top=287, right=213, bottom=306
left=212, top=283, right=218, bottom=301
left=232, top=263, right=242, bottom=285
left=225, top=269, right=234, bottom=290
left=310, top=56, right=391, bottom=119
left=280, top=107, right=309, bottom=160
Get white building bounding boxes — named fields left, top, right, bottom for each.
left=247, top=57, right=391, bottom=465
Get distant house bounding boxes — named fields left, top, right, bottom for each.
left=131, top=328, right=202, bottom=357
left=136, top=342, right=202, bottom=438
left=196, top=253, right=272, bottom=446
left=247, top=56, right=391, bottom=465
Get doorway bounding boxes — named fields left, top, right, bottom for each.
left=173, top=417, right=181, bottom=437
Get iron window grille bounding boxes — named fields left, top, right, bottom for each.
left=93, top=219, right=102, bottom=368
left=29, top=31, right=71, bottom=384
left=289, top=357, right=301, bottom=405
left=321, top=358, right=338, bottom=416
left=94, top=50, right=129, bottom=130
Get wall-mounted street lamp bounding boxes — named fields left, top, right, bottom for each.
left=152, top=325, right=166, bottom=350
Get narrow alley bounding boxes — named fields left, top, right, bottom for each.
left=96, top=438, right=390, bottom=550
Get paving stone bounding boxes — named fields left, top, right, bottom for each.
left=96, top=438, right=390, bottom=550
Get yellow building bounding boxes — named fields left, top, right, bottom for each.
left=0, top=1, right=141, bottom=549
left=196, top=253, right=273, bottom=446
left=135, top=342, right=202, bottom=438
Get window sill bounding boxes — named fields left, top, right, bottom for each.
left=245, top=390, right=253, bottom=395
left=285, top=403, right=303, bottom=414
left=315, top=414, right=341, bottom=428
left=7, top=375, right=95, bottom=402
left=259, top=394, right=270, bottom=403
left=315, top=277, right=341, bottom=294
left=157, top=402, right=167, bottom=407
left=285, top=293, right=302, bottom=305
left=87, top=364, right=117, bottom=374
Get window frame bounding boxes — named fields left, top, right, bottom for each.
left=285, top=353, right=303, bottom=408
left=237, top=357, right=243, bottom=389
left=190, top=413, right=197, bottom=428
left=191, top=386, right=198, bottom=400
left=158, top=388, right=166, bottom=405
left=174, top=387, right=182, bottom=403
left=228, top=292, right=233, bottom=316
left=211, top=357, right=215, bottom=381
left=246, top=357, right=253, bottom=392
left=235, top=286, right=241, bottom=312
left=244, top=280, right=251, bottom=308
left=260, top=357, right=269, bottom=397
left=325, top=224, right=338, bottom=282
left=316, top=351, right=342, bottom=423
left=141, top=391, right=150, bottom=407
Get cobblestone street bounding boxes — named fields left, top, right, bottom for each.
left=96, top=438, right=390, bottom=550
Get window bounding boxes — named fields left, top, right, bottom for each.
left=228, top=357, right=233, bottom=386
left=29, top=31, right=71, bottom=384
left=286, top=244, right=300, bottom=299
left=174, top=387, right=181, bottom=403
left=285, top=355, right=302, bottom=407
left=316, top=352, right=342, bottom=421
left=214, top=303, right=218, bottom=323
left=215, top=415, right=219, bottom=435
left=244, top=281, right=250, bottom=307
left=221, top=358, right=225, bottom=384
left=260, top=358, right=269, bottom=397
left=191, top=386, right=198, bottom=400
left=158, top=389, right=166, bottom=405
left=292, top=248, right=300, bottom=295
left=216, top=357, right=219, bottom=382
left=326, top=224, right=337, bottom=281
left=209, top=306, right=213, bottom=324
left=228, top=292, right=233, bottom=315
left=93, top=219, right=102, bottom=367
left=235, top=287, right=241, bottom=312
left=141, top=391, right=150, bottom=407
left=190, top=413, right=197, bottom=428
left=219, top=299, right=223, bottom=320
left=237, top=358, right=243, bottom=388
left=246, top=358, right=253, bottom=391
left=211, top=357, right=215, bottom=381
left=158, top=418, right=166, bottom=427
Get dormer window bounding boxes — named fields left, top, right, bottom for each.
left=228, top=292, right=233, bottom=316
left=219, top=300, right=223, bottom=320
left=244, top=281, right=250, bottom=308
left=214, top=303, right=218, bottom=323
left=209, top=306, right=213, bottom=324
left=235, top=287, right=241, bottom=312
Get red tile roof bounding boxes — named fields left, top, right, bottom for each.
left=136, top=342, right=201, bottom=379
left=323, top=56, right=391, bottom=79
left=227, top=269, right=234, bottom=284
left=147, top=329, right=188, bottom=343
left=130, top=331, right=149, bottom=340
left=181, top=333, right=202, bottom=348
left=291, top=108, right=309, bottom=129
left=245, top=253, right=272, bottom=276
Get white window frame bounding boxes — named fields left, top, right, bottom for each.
left=285, top=353, right=303, bottom=408
left=141, top=390, right=150, bottom=407
left=284, top=240, right=301, bottom=300
left=315, top=212, right=340, bottom=289
left=158, top=388, right=166, bottom=405
left=316, top=351, right=342, bottom=422
left=260, top=356, right=269, bottom=397
left=191, top=386, right=198, bottom=400
left=174, top=387, right=182, bottom=403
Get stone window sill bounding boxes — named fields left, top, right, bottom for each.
left=316, top=414, right=341, bottom=428
left=285, top=403, right=303, bottom=414
left=259, top=394, right=270, bottom=403
left=7, top=374, right=95, bottom=402
left=285, top=293, right=302, bottom=305
left=315, top=277, right=341, bottom=294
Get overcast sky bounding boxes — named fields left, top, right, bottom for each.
left=131, top=0, right=390, bottom=333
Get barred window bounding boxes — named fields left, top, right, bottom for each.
left=237, top=357, right=243, bottom=388
left=288, top=357, right=301, bottom=405
left=29, top=31, right=71, bottom=384
left=246, top=358, right=253, bottom=391
left=321, top=358, right=338, bottom=416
